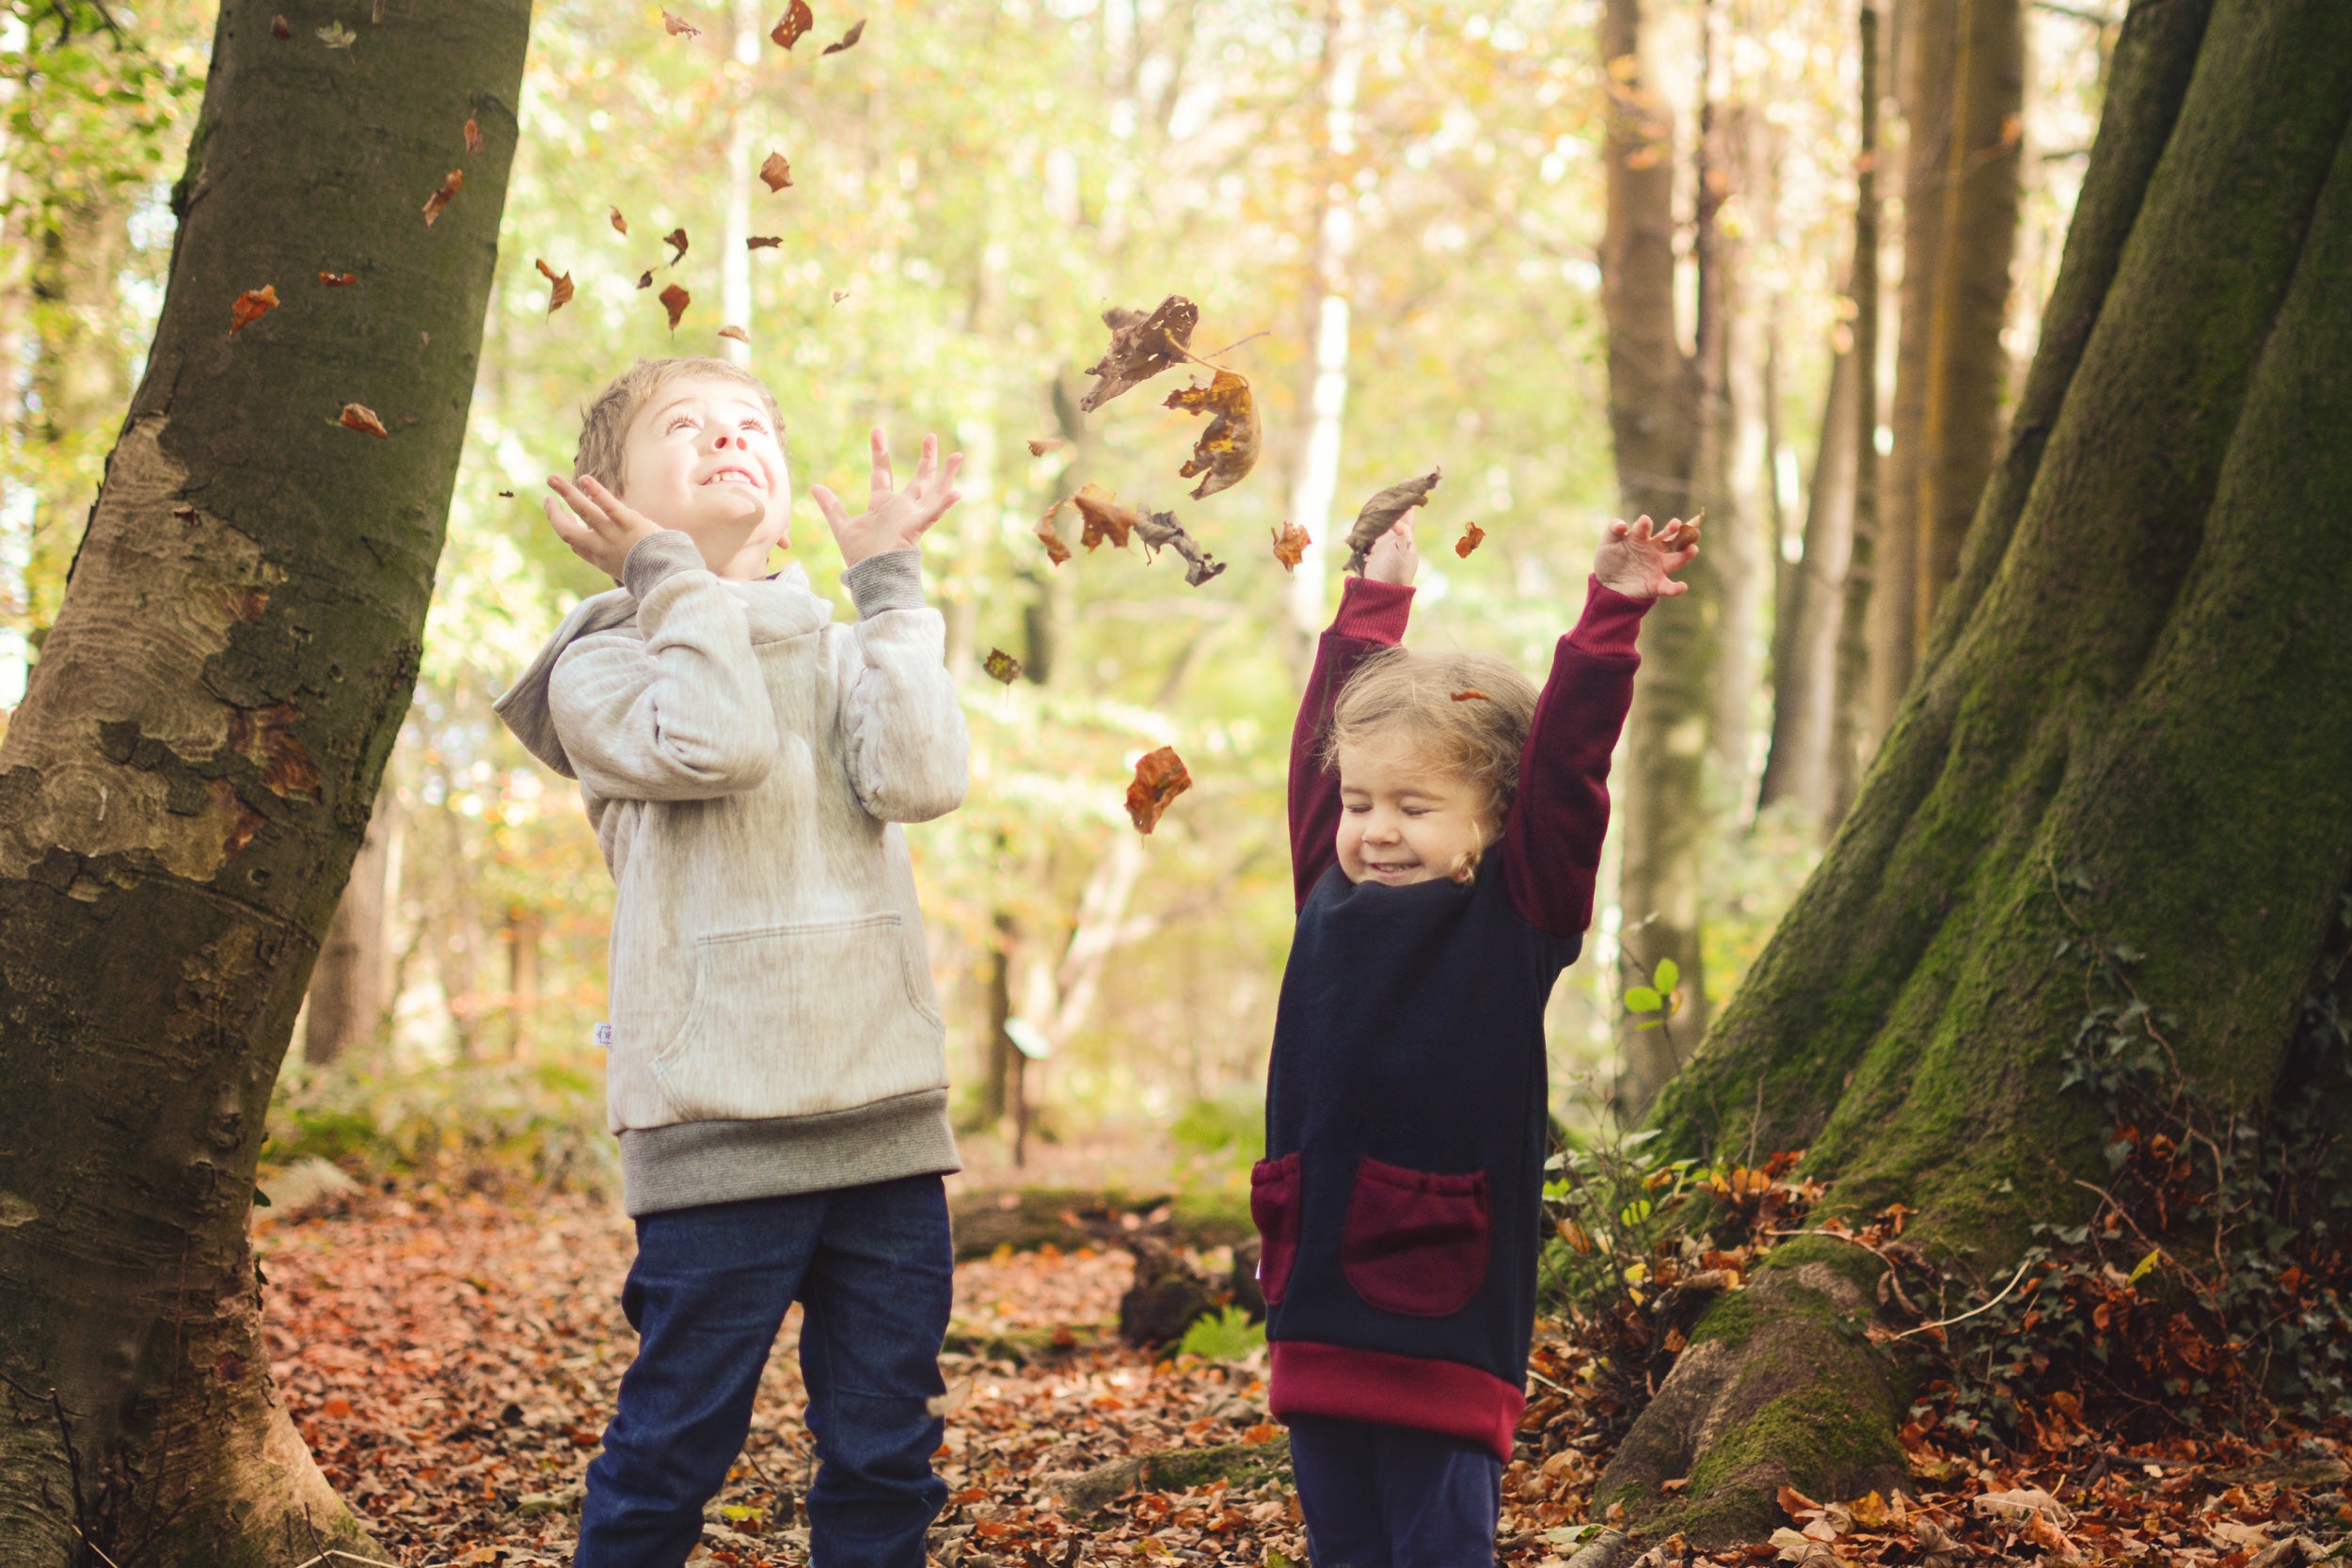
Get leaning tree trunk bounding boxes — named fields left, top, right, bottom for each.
left=1583, top=0, right=2352, bottom=1542
left=0, top=0, right=532, bottom=1560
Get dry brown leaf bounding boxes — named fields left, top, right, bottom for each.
left=1070, top=483, right=1138, bottom=551
left=1163, top=368, right=1260, bottom=499
left=1036, top=502, right=1073, bottom=567
left=1134, top=506, right=1226, bottom=586
left=339, top=403, right=389, bottom=438
left=717, top=325, right=748, bottom=344
left=1271, top=521, right=1310, bottom=571
left=637, top=271, right=655, bottom=290
left=760, top=152, right=793, bottom=191
left=230, top=285, right=279, bottom=334
left=533, top=259, right=575, bottom=315
left=830, top=289, right=849, bottom=304
left=1068, top=484, right=1224, bottom=585
left=1342, top=467, right=1441, bottom=574
left=1454, top=519, right=1486, bottom=559
left=463, top=115, right=484, bottom=153
left=1078, top=295, right=1198, bottom=412
left=1452, top=689, right=1489, bottom=703
left=746, top=235, right=783, bottom=250
left=821, top=17, right=863, bottom=52
left=769, top=0, right=812, bottom=47
left=661, top=9, right=701, bottom=36
left=1026, top=436, right=1067, bottom=456
left=610, top=206, right=628, bottom=236
left=269, top=14, right=290, bottom=37
left=421, top=169, right=463, bottom=226
left=1778, top=1483, right=1823, bottom=1518
left=659, top=283, right=691, bottom=331
left=1125, top=746, right=1191, bottom=834
left=983, top=648, right=1021, bottom=685
left=663, top=228, right=689, bottom=264
left=318, top=271, right=357, bottom=287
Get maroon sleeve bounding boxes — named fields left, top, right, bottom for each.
left=1289, top=577, right=1415, bottom=908
left=1501, top=576, right=1649, bottom=938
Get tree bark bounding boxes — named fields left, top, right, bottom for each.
left=1913, top=0, right=2025, bottom=641
left=1824, top=6, right=1885, bottom=831
left=0, top=0, right=532, bottom=1560
left=1590, top=0, right=2352, bottom=1539
left=1601, top=0, right=1708, bottom=1117
left=1754, top=337, right=1855, bottom=823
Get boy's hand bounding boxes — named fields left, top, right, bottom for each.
left=811, top=429, right=963, bottom=568
left=1362, top=519, right=1419, bottom=588
left=1596, top=514, right=1702, bottom=601
left=545, top=473, right=666, bottom=583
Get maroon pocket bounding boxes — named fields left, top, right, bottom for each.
left=1340, top=1157, right=1491, bottom=1318
left=1250, top=1153, right=1303, bottom=1306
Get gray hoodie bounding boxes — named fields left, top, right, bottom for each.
left=495, top=531, right=969, bottom=1215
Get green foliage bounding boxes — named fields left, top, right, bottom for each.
left=1175, top=1306, right=1264, bottom=1363
left=262, top=1056, right=615, bottom=1196
left=1170, top=1096, right=1264, bottom=1163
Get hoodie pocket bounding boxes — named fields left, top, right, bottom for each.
left=1341, top=1157, right=1491, bottom=1318
left=650, top=913, right=946, bottom=1122
left=1249, top=1153, right=1303, bottom=1306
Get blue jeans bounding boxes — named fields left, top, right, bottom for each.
left=1286, top=1414, right=1503, bottom=1568
left=576, top=1175, right=954, bottom=1568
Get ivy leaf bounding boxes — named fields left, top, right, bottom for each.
left=760, top=152, right=793, bottom=191
left=230, top=284, right=279, bottom=334
left=1163, top=368, right=1260, bottom=499
left=658, top=283, right=691, bottom=331
left=1626, top=985, right=1663, bottom=1013
left=1271, top=521, right=1310, bottom=571
left=1342, top=468, right=1441, bottom=574
left=821, top=17, right=864, bottom=53
left=770, top=0, right=812, bottom=48
left=1125, top=746, right=1192, bottom=834
left=532, top=259, right=574, bottom=315
left=1653, top=957, right=1680, bottom=993
left=421, top=169, right=464, bottom=226
left=1078, top=295, right=1198, bottom=412
left=983, top=648, right=1021, bottom=685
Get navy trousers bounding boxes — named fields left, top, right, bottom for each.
left=575, top=1175, right=954, bottom=1568
left=1286, top=1414, right=1503, bottom=1568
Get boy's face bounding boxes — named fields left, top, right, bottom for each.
left=618, top=374, right=791, bottom=579
left=1334, top=736, right=1492, bottom=887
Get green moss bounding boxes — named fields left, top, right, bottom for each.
left=1758, top=1233, right=1884, bottom=1296
left=1674, top=1384, right=1902, bottom=1534
left=1685, top=1289, right=1765, bottom=1349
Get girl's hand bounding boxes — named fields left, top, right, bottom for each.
left=1595, top=514, right=1701, bottom=601
left=1363, top=518, right=1420, bottom=588
left=545, top=473, right=665, bottom=583
left=811, top=429, right=963, bottom=568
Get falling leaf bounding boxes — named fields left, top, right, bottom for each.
left=770, top=0, right=812, bottom=48
left=821, top=17, right=863, bottom=53
left=659, top=283, right=690, bottom=330
left=1027, top=437, right=1067, bottom=457
left=270, top=14, right=291, bottom=38
left=497, top=490, right=516, bottom=499
left=533, top=259, right=574, bottom=314
left=717, top=325, right=748, bottom=344
left=746, top=235, right=782, bottom=250
left=663, top=228, right=690, bottom=264
left=637, top=271, right=654, bottom=290
left=1036, top=501, right=1073, bottom=566
left=759, top=152, right=793, bottom=191
left=1125, top=746, right=1192, bottom=834
left=339, top=403, right=389, bottom=438
left=1163, top=369, right=1260, bottom=499
left=1066, top=484, right=1224, bottom=585
left=609, top=206, right=629, bottom=236
left=830, top=289, right=848, bottom=304
left=983, top=648, right=1022, bottom=685
left=463, top=115, right=484, bottom=154
left=318, top=272, right=357, bottom=288
left=1342, top=467, right=1441, bottom=574
left=1136, top=506, right=1226, bottom=586
left=1452, top=689, right=1489, bottom=703
left=1070, top=484, right=1138, bottom=551
left=317, top=21, right=356, bottom=47
left=1271, top=521, right=1310, bottom=571
left=1454, top=519, right=1486, bottom=559
left=661, top=9, right=701, bottom=36
left=421, top=169, right=464, bottom=226
left=230, top=284, right=279, bottom=334
left=1077, top=295, right=1198, bottom=412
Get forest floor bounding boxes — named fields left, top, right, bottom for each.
left=258, top=1181, right=2352, bottom=1568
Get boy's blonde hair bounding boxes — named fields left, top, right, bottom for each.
left=1322, top=645, right=1540, bottom=826
left=575, top=356, right=785, bottom=494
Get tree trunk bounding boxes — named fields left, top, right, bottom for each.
left=1754, top=337, right=1855, bottom=823
left=1824, top=5, right=1885, bottom=831
left=1600, top=0, right=1708, bottom=1117
left=0, top=0, right=532, bottom=1559
left=1589, top=0, right=2352, bottom=1539
left=1708, top=101, right=1773, bottom=822
left=301, top=793, right=398, bottom=1066
left=1913, top=0, right=2024, bottom=640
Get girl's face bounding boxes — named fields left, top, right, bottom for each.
left=1334, top=736, right=1494, bottom=887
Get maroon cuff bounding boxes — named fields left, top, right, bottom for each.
left=1564, top=575, right=1647, bottom=657
left=1330, top=577, right=1415, bottom=643
left=1270, top=1340, right=1524, bottom=1463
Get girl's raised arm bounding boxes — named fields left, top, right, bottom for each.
left=1288, top=576, right=1414, bottom=907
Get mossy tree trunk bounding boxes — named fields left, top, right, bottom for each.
left=0, top=0, right=531, bottom=1561
left=1588, top=0, right=2352, bottom=1542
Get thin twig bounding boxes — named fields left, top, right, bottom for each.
left=1890, top=1257, right=2039, bottom=1341
left=1196, top=329, right=1268, bottom=361
left=70, top=1524, right=125, bottom=1568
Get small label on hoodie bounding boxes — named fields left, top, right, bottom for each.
left=593, top=1022, right=613, bottom=1050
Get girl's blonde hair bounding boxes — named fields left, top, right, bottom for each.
left=1321, top=645, right=1540, bottom=828
left=574, top=356, right=785, bottom=494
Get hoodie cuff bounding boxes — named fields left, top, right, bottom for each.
left=843, top=548, right=926, bottom=618
left=622, top=531, right=707, bottom=601
left=1565, top=575, right=1649, bottom=657
left=1331, top=576, right=1415, bottom=643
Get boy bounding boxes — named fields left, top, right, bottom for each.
left=494, top=356, right=971, bottom=1567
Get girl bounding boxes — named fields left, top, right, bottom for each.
left=1254, top=511, right=1698, bottom=1564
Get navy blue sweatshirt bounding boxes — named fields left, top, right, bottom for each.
left=1256, top=575, right=1645, bottom=1461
